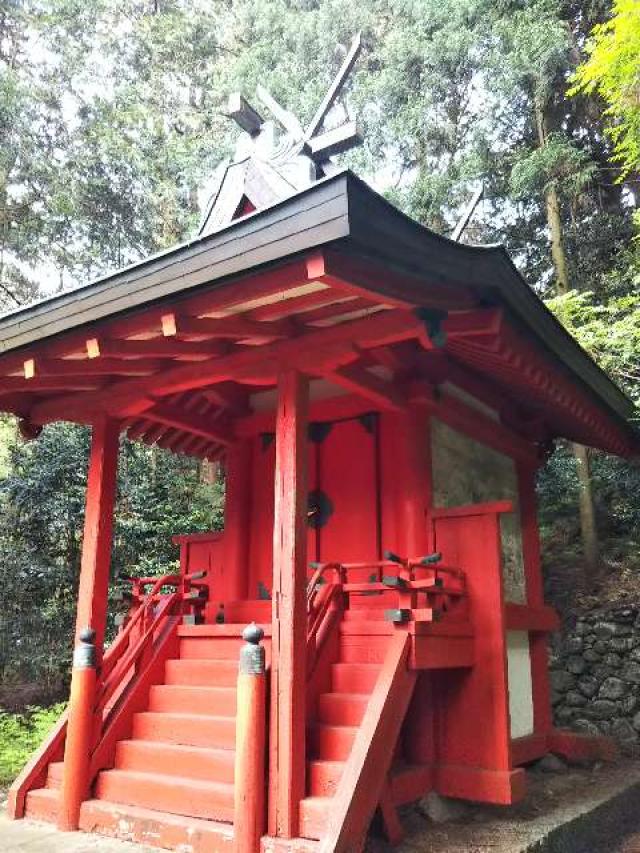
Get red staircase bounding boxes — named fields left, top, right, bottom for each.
left=23, top=621, right=271, bottom=851
left=301, top=652, right=381, bottom=837
left=300, top=606, right=425, bottom=843
left=14, top=557, right=472, bottom=852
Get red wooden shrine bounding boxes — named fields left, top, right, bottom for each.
left=1, top=60, right=638, bottom=852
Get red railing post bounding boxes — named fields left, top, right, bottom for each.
left=234, top=623, right=267, bottom=853
left=57, top=627, right=97, bottom=832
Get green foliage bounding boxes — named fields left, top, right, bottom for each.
left=0, top=422, right=222, bottom=697
left=509, top=133, right=596, bottom=200
left=0, top=0, right=635, bottom=300
left=0, top=416, right=13, bottom=477
left=0, top=0, right=637, bottom=705
left=545, top=287, right=640, bottom=407
left=0, top=703, right=65, bottom=785
left=570, top=0, right=640, bottom=180
left=539, top=279, right=640, bottom=581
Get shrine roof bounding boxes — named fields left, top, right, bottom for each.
left=0, top=170, right=637, bottom=456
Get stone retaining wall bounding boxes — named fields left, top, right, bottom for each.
left=550, top=605, right=640, bottom=750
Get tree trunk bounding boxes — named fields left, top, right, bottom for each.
left=545, top=184, right=570, bottom=293
left=535, top=96, right=601, bottom=582
left=573, top=442, right=600, bottom=583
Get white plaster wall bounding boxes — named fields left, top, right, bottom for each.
left=430, top=417, right=527, bottom=603
left=507, top=630, right=535, bottom=739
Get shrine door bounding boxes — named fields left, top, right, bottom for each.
left=248, top=414, right=381, bottom=599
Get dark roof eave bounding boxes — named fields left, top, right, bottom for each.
left=0, top=169, right=636, bottom=444
left=342, top=174, right=637, bottom=433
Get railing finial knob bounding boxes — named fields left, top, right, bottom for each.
left=73, top=626, right=96, bottom=669
left=242, top=621, right=264, bottom=644
left=240, top=622, right=265, bottom=675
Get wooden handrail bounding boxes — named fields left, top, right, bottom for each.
left=319, top=633, right=417, bottom=852
left=306, top=556, right=469, bottom=645
left=307, top=562, right=345, bottom=610
left=96, top=593, right=179, bottom=722
left=103, top=571, right=182, bottom=680
left=9, top=570, right=204, bottom=822
left=94, top=569, right=207, bottom=752
left=7, top=709, right=69, bottom=818
left=105, top=568, right=207, bottom=679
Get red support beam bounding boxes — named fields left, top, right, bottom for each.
left=326, top=364, right=407, bottom=411
left=234, top=626, right=268, bottom=853
left=250, top=290, right=356, bottom=322
left=386, top=399, right=435, bottom=772
left=269, top=370, right=309, bottom=839
left=200, top=383, right=251, bottom=415
left=161, top=311, right=292, bottom=341
left=0, top=255, right=324, bottom=377
left=143, top=401, right=234, bottom=446
left=23, top=356, right=165, bottom=378
left=30, top=309, right=423, bottom=424
left=74, top=417, right=120, bottom=656
left=0, top=376, right=104, bottom=395
left=96, top=338, right=228, bottom=360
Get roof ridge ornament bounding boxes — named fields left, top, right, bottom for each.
left=198, top=34, right=363, bottom=235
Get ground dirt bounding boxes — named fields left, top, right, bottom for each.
left=365, top=759, right=640, bottom=853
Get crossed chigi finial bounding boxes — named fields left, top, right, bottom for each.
left=199, top=34, right=363, bottom=233
left=227, top=33, right=362, bottom=168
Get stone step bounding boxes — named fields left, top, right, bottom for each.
left=115, top=739, right=235, bottom=782
left=149, top=684, right=237, bottom=715
left=331, top=662, right=380, bottom=693
left=164, top=658, right=238, bottom=687
left=308, top=723, right=357, bottom=761
left=94, top=768, right=234, bottom=822
left=79, top=797, right=235, bottom=852
left=132, top=711, right=236, bottom=749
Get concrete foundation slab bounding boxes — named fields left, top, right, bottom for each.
left=374, top=759, right=640, bottom=853
left=2, top=760, right=640, bottom=852
left=0, top=813, right=157, bottom=852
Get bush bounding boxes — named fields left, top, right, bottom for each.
left=0, top=703, right=66, bottom=786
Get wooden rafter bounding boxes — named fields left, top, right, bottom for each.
left=366, top=345, right=407, bottom=372
left=317, top=249, right=476, bottom=310
left=143, top=402, right=234, bottom=446
left=444, top=308, right=502, bottom=340
left=21, top=356, right=165, bottom=378
left=160, top=312, right=293, bottom=341
left=0, top=376, right=104, bottom=396
left=326, top=365, right=407, bottom=411
left=200, top=383, right=251, bottom=415
left=91, top=338, right=229, bottom=361
left=182, top=254, right=328, bottom=317
left=249, top=289, right=356, bottom=322
left=29, top=309, right=424, bottom=423
left=0, top=254, right=325, bottom=378
left=301, top=296, right=379, bottom=326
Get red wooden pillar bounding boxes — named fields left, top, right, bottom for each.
left=58, top=629, right=97, bottom=831
left=74, top=416, right=120, bottom=656
left=224, top=439, right=252, bottom=601
left=388, top=399, right=435, bottom=767
left=269, top=370, right=309, bottom=839
left=394, top=400, right=432, bottom=558
left=234, top=623, right=267, bottom=852
left=60, top=416, right=119, bottom=830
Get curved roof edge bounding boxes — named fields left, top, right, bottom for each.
left=0, top=169, right=636, bottom=445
